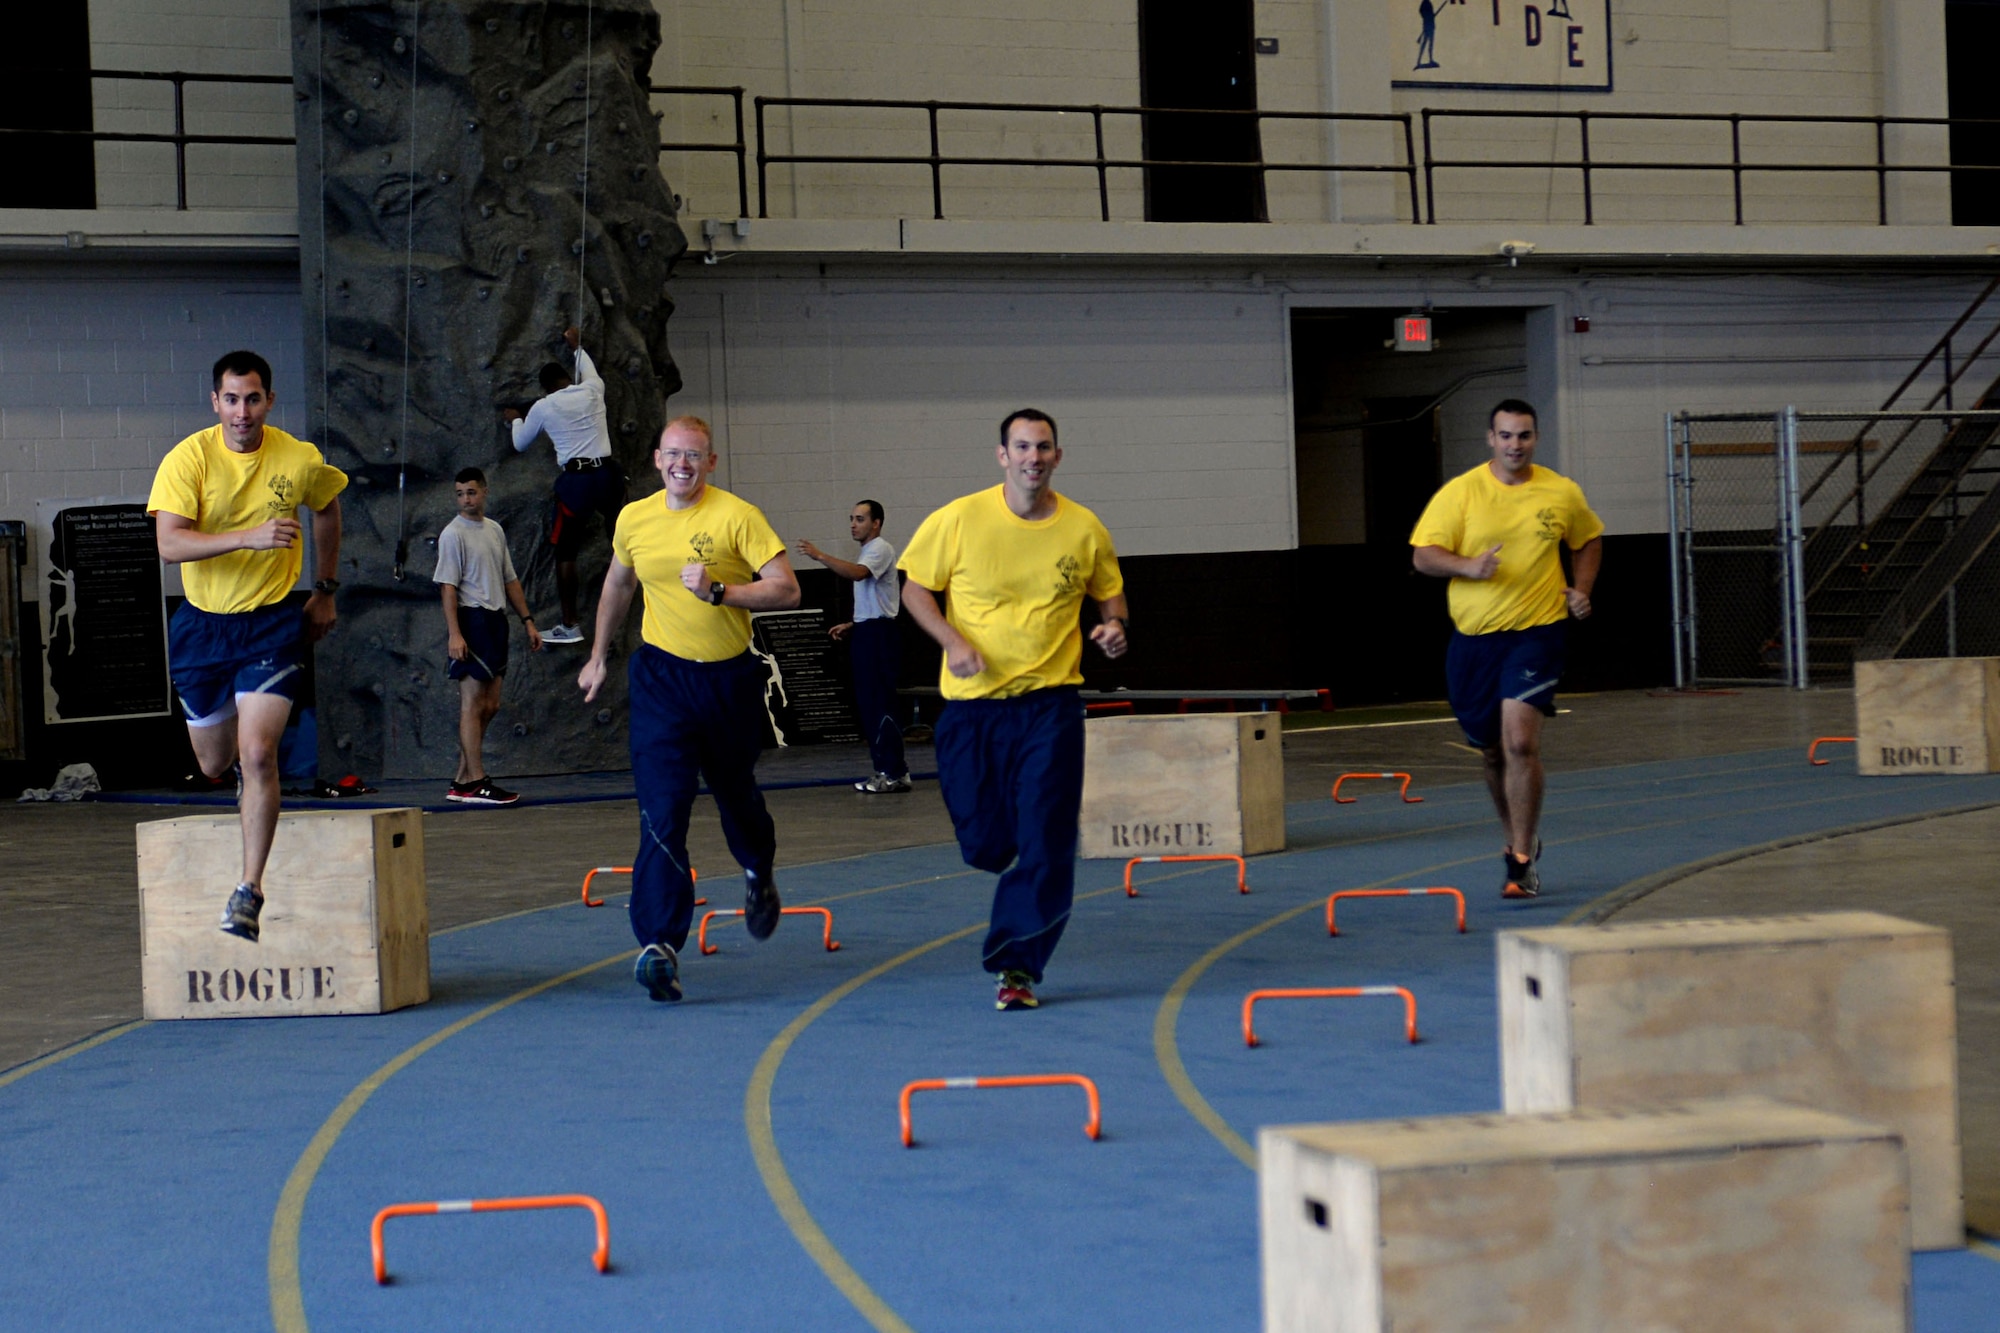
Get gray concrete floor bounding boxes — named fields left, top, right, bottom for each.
left=8, top=685, right=1990, bottom=1229
left=1619, top=808, right=2000, bottom=1233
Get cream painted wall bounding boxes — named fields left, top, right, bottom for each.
left=86, top=0, right=295, bottom=210
left=59, top=0, right=1950, bottom=226
left=661, top=265, right=1990, bottom=551
left=0, top=266, right=305, bottom=589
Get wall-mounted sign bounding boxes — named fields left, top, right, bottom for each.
left=749, top=608, right=859, bottom=747
left=35, top=498, right=172, bottom=724
left=1394, top=0, right=1612, bottom=93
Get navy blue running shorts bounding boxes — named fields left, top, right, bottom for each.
left=168, top=600, right=306, bottom=728
left=550, top=461, right=627, bottom=561
left=447, top=605, right=511, bottom=683
left=1444, top=620, right=1567, bottom=750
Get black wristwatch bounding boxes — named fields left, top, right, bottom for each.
left=312, top=578, right=340, bottom=595
left=708, top=581, right=727, bottom=606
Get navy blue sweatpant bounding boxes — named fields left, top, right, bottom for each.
left=847, top=617, right=906, bottom=777
left=933, top=686, right=1084, bottom=982
left=628, top=645, right=777, bottom=951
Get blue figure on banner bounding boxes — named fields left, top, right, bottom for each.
left=1415, top=0, right=1441, bottom=70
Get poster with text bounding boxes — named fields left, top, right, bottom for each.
left=1393, top=0, right=1611, bottom=92
left=36, top=498, right=172, bottom=725
left=750, top=608, right=860, bottom=747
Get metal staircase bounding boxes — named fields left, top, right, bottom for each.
left=1799, top=277, right=2000, bottom=673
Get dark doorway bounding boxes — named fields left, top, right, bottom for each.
left=1137, top=0, right=1266, bottom=222
left=1948, top=1, right=2000, bottom=224
left=1362, top=397, right=1444, bottom=547
left=0, top=3, right=95, bottom=209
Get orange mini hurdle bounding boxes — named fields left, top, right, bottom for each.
left=1331, top=772, right=1422, bottom=803
left=581, top=865, right=702, bottom=908
left=1326, top=887, right=1465, bottom=936
left=1242, top=986, right=1420, bottom=1047
left=1809, top=736, right=1856, bottom=766
left=899, top=1074, right=1102, bottom=1147
left=697, top=905, right=839, bottom=955
left=1123, top=853, right=1249, bottom=898
left=371, top=1193, right=610, bottom=1284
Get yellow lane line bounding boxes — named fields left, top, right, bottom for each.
left=267, top=949, right=638, bottom=1332
left=745, top=923, right=985, bottom=1333
left=1154, top=779, right=1985, bottom=1168
left=1153, top=851, right=1489, bottom=1170
left=0, top=1021, right=151, bottom=1092
left=743, top=869, right=1208, bottom=1332
left=265, top=866, right=987, bottom=1332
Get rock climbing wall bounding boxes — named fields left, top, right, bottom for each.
left=290, top=0, right=687, bottom=779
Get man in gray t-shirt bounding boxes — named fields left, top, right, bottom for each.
left=435, top=467, right=542, bottom=804
left=797, top=499, right=909, bottom=792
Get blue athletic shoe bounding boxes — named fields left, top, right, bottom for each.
left=218, top=884, right=264, bottom=942
left=744, top=867, right=781, bottom=940
left=634, top=943, right=682, bottom=1002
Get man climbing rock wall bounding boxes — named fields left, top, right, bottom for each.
left=290, top=0, right=687, bottom=777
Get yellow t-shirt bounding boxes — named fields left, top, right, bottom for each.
left=146, top=425, right=349, bottom=615
left=899, top=486, right=1124, bottom=700
left=611, top=485, right=787, bottom=661
left=1410, top=462, right=1605, bottom=637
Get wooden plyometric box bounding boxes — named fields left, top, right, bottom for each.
left=1499, top=912, right=1960, bottom=1249
left=1260, top=1099, right=1910, bottom=1333
left=137, top=807, right=429, bottom=1020
left=1078, top=713, right=1284, bottom=859
left=1854, top=657, right=2000, bottom=775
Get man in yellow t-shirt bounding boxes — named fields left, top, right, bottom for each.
left=1410, top=399, right=1603, bottom=902
left=900, top=408, right=1129, bottom=1012
left=579, top=416, right=801, bottom=1003
left=147, top=350, right=348, bottom=943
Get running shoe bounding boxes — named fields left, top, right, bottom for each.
left=1501, top=851, right=1540, bottom=899
left=447, top=779, right=521, bottom=805
left=541, top=623, right=584, bottom=645
left=995, top=970, right=1039, bottom=1011
left=853, top=772, right=913, bottom=794
left=218, top=883, right=265, bottom=941
left=634, top=942, right=682, bottom=1002
left=744, top=867, right=782, bottom=940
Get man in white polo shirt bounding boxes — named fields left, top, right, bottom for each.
left=798, top=499, right=909, bottom=792
left=503, top=325, right=626, bottom=644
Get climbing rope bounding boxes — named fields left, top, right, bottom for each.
left=579, top=0, right=594, bottom=328
left=392, top=0, right=421, bottom=581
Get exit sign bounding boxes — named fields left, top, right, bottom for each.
left=1395, top=314, right=1434, bottom=351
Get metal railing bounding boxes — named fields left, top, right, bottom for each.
left=16, top=71, right=2000, bottom=229
left=0, top=71, right=751, bottom=218
left=753, top=96, right=1420, bottom=222
left=650, top=84, right=748, bottom=221
left=1421, top=108, right=1996, bottom=226
left=0, top=69, right=294, bottom=210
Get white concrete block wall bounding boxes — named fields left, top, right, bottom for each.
left=0, top=269, right=304, bottom=590
left=660, top=267, right=1991, bottom=553
left=1403, top=0, right=1911, bottom=226
left=666, top=280, right=1296, bottom=557
left=70, top=0, right=1946, bottom=226
left=87, top=0, right=296, bottom=210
